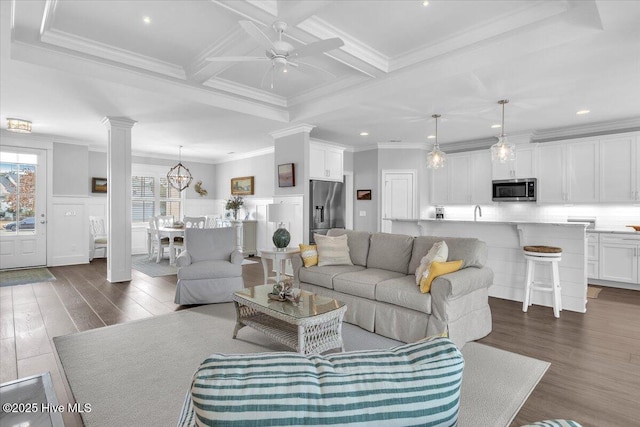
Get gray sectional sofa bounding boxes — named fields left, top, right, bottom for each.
left=292, top=229, right=493, bottom=347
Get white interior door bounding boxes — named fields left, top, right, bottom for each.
left=381, top=170, right=416, bottom=233
left=0, top=147, right=47, bottom=269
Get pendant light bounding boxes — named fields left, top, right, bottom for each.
left=426, top=114, right=446, bottom=169
left=167, top=145, right=193, bottom=192
left=491, top=99, right=516, bottom=163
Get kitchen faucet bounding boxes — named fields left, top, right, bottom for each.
left=474, top=205, right=482, bottom=222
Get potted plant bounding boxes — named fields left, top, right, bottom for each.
left=225, top=196, right=244, bottom=220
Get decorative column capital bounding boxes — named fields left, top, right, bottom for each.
left=101, top=116, right=137, bottom=129
left=269, top=123, right=315, bottom=139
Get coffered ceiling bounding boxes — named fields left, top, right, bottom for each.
left=1, top=0, right=639, bottom=162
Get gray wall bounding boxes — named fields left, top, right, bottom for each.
left=53, top=142, right=89, bottom=196
left=274, top=134, right=306, bottom=196
left=343, top=150, right=354, bottom=173
left=353, top=149, right=379, bottom=232
left=89, top=151, right=107, bottom=197
left=215, top=152, right=274, bottom=200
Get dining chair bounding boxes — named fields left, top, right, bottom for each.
left=89, top=216, right=107, bottom=261
left=157, top=215, right=175, bottom=228
left=149, top=216, right=174, bottom=263
left=183, top=216, right=206, bottom=229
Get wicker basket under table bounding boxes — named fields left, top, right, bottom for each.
left=232, top=285, right=347, bottom=355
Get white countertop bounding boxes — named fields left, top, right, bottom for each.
left=386, top=218, right=591, bottom=227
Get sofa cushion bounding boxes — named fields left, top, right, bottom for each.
left=327, top=229, right=371, bottom=266
left=299, top=244, right=318, bottom=267
left=186, top=227, right=235, bottom=263
left=298, top=265, right=365, bottom=290
left=334, top=268, right=406, bottom=299
left=179, top=337, right=464, bottom=427
left=315, top=234, right=353, bottom=266
left=366, top=233, right=415, bottom=274
left=409, top=236, right=487, bottom=272
left=376, top=275, right=432, bottom=315
left=177, top=260, right=242, bottom=280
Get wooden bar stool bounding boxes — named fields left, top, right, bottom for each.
left=523, top=245, right=563, bottom=318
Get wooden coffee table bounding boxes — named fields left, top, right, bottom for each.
left=232, top=284, right=346, bottom=355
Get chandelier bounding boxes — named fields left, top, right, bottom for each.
left=491, top=99, right=516, bottom=163
left=426, top=114, right=446, bottom=169
left=167, top=145, right=193, bottom=192
left=7, top=118, right=32, bottom=133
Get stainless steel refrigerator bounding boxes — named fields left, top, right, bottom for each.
left=309, top=180, right=345, bottom=243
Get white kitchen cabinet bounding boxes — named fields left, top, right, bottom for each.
left=599, top=135, right=640, bottom=202
left=430, top=151, right=491, bottom=204
left=309, top=142, right=343, bottom=182
left=492, top=146, right=536, bottom=180
left=587, top=232, right=599, bottom=279
left=599, top=234, right=640, bottom=284
left=537, top=140, right=599, bottom=203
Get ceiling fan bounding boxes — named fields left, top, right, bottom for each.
left=206, top=20, right=344, bottom=89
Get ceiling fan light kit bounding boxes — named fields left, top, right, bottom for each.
left=207, top=20, right=344, bottom=90
left=426, top=114, right=446, bottom=169
left=490, top=99, right=516, bottom=163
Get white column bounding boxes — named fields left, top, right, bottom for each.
left=102, top=117, right=136, bottom=283
left=232, top=220, right=243, bottom=253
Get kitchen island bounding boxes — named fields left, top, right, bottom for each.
left=389, top=218, right=590, bottom=313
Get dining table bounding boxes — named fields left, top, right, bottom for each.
left=147, top=225, right=185, bottom=265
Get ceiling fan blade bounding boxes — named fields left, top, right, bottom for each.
left=239, top=20, right=275, bottom=51
left=289, top=38, right=344, bottom=58
left=289, top=60, right=336, bottom=78
left=205, top=56, right=270, bottom=62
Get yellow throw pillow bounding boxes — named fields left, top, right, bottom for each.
left=419, top=260, right=463, bottom=294
left=299, top=244, right=318, bottom=267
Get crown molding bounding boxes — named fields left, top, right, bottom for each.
left=204, top=78, right=288, bottom=108
left=309, top=138, right=349, bottom=151
left=40, top=28, right=186, bottom=79
left=270, top=124, right=316, bottom=139
left=391, top=1, right=569, bottom=72
left=213, top=146, right=275, bottom=164
left=246, top=0, right=278, bottom=17
left=531, top=117, right=640, bottom=143
left=377, top=142, right=425, bottom=151
left=297, top=16, right=389, bottom=73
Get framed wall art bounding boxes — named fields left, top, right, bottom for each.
left=278, top=163, right=295, bottom=187
left=357, top=189, right=372, bottom=200
left=91, top=177, right=107, bottom=193
left=231, top=176, right=254, bottom=195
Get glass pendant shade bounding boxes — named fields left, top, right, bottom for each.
left=167, top=146, right=193, bottom=191
left=491, top=99, right=515, bottom=163
left=426, top=114, right=446, bottom=169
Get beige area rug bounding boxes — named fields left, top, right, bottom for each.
left=54, top=303, right=549, bottom=427
left=587, top=286, right=603, bottom=299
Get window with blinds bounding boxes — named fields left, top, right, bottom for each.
left=132, top=173, right=182, bottom=224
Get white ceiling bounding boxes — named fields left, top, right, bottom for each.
left=1, top=0, right=639, bottom=163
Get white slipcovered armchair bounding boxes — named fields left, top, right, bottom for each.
left=174, top=227, right=244, bottom=305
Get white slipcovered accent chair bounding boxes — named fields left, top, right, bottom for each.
left=148, top=216, right=180, bottom=263
left=89, top=216, right=107, bottom=261
left=174, top=227, right=244, bottom=305
left=183, top=216, right=206, bottom=229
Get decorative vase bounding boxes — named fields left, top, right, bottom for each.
left=233, top=210, right=238, bottom=220
left=272, top=225, right=290, bottom=250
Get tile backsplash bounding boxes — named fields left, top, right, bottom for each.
left=423, top=204, right=640, bottom=231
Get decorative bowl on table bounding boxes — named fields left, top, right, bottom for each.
left=626, top=225, right=640, bottom=231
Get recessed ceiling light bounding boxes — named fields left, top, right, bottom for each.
left=143, top=16, right=151, bottom=24
left=491, top=124, right=502, bottom=128
left=422, top=1, right=429, bottom=6
left=359, top=131, right=369, bottom=136
left=576, top=109, right=590, bottom=115
left=427, top=135, right=436, bottom=139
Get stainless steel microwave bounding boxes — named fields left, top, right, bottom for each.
left=492, top=178, right=537, bottom=202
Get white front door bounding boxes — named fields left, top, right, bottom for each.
left=0, top=147, right=47, bottom=269
left=381, top=170, right=416, bottom=233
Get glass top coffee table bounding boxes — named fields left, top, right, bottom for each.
left=232, top=284, right=347, bottom=355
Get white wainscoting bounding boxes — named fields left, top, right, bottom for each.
left=49, top=197, right=88, bottom=266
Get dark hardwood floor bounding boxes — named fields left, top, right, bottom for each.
left=1, top=259, right=639, bottom=427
